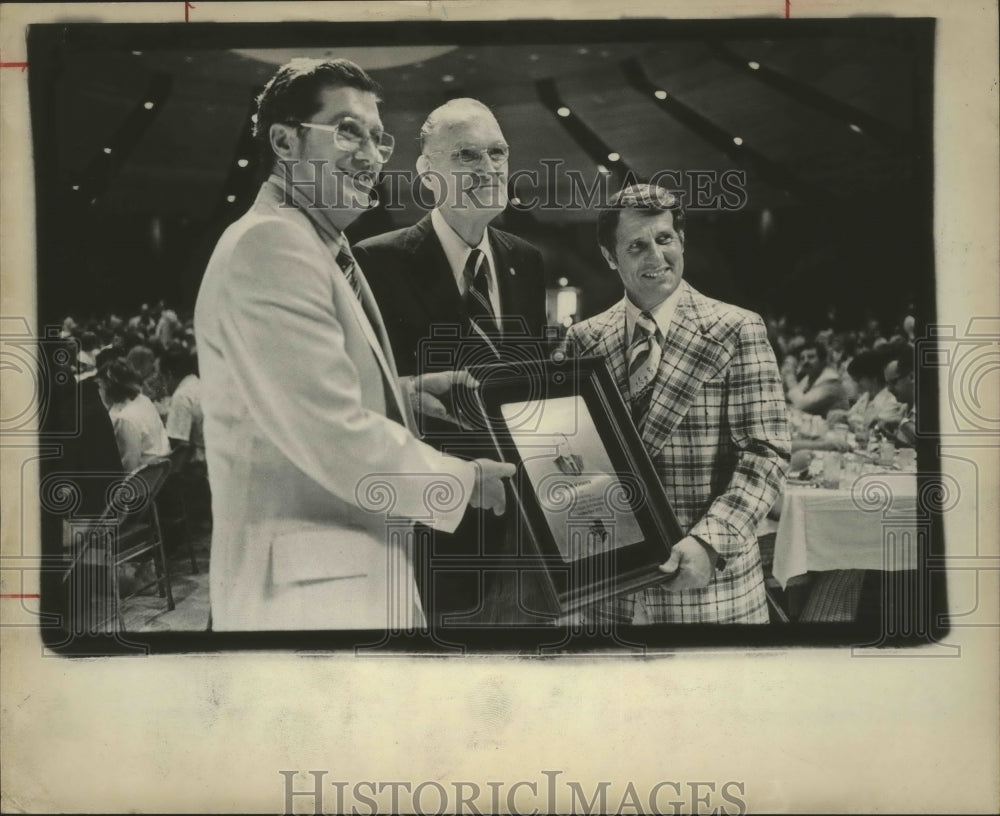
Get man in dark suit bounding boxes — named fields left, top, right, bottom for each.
left=354, top=98, right=547, bottom=627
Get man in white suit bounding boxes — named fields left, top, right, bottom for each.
left=195, top=58, right=514, bottom=631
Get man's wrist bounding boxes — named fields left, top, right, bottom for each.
left=690, top=534, right=725, bottom=571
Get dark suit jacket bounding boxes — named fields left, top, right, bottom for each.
left=353, top=213, right=547, bottom=378
left=355, top=214, right=548, bottom=621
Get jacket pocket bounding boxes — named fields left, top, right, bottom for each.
left=269, top=524, right=374, bottom=585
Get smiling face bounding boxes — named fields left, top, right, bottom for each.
left=418, top=107, right=509, bottom=216
left=603, top=208, right=685, bottom=311
left=269, top=84, right=385, bottom=228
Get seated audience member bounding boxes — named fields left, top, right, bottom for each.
left=126, top=344, right=170, bottom=413
left=785, top=340, right=848, bottom=416
left=159, top=346, right=210, bottom=530
left=876, top=343, right=916, bottom=447
left=159, top=346, right=204, bottom=468
left=828, top=349, right=901, bottom=432
left=76, top=331, right=100, bottom=376
left=779, top=335, right=805, bottom=388
left=128, top=303, right=152, bottom=332
left=96, top=359, right=170, bottom=472
left=154, top=307, right=182, bottom=349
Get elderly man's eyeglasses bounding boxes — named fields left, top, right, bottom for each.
left=425, top=144, right=510, bottom=166
left=296, top=118, right=395, bottom=162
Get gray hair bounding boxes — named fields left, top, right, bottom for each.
left=418, top=98, right=498, bottom=152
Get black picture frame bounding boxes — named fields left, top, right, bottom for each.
left=468, top=355, right=685, bottom=614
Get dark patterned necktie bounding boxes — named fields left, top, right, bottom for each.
left=463, top=248, right=499, bottom=335
left=627, top=311, right=662, bottom=430
left=334, top=238, right=404, bottom=427
left=335, top=240, right=363, bottom=301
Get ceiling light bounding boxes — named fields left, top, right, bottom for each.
left=577, top=48, right=589, bottom=55
left=654, top=90, right=668, bottom=100
left=237, top=158, right=249, bottom=168
left=442, top=74, right=455, bottom=83
left=226, top=195, right=237, bottom=203
left=103, top=147, right=113, bottom=154
left=131, top=51, right=142, bottom=56
left=143, top=101, right=155, bottom=110
left=607, top=152, right=620, bottom=162
left=558, top=277, right=569, bottom=287
left=748, top=61, right=761, bottom=70
left=557, top=106, right=571, bottom=117
left=71, top=184, right=80, bottom=191
left=849, top=123, right=863, bottom=134
left=733, top=137, right=743, bottom=146
left=529, top=54, right=540, bottom=61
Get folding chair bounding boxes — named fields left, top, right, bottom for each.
left=62, top=457, right=175, bottom=631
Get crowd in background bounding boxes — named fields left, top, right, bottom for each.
left=765, top=308, right=919, bottom=455
left=53, top=300, right=209, bottom=534
left=56, top=298, right=920, bottom=477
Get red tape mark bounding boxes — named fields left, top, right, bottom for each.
left=184, top=1, right=195, bottom=22
left=1, top=594, right=41, bottom=599
left=0, top=61, right=28, bottom=71
left=785, top=0, right=791, bottom=18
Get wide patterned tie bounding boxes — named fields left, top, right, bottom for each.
left=627, top=311, right=662, bottom=430
left=335, top=239, right=363, bottom=301
left=463, top=248, right=500, bottom=336
left=334, top=237, right=406, bottom=427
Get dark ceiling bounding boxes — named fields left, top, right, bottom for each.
left=47, top=26, right=924, bottom=222
left=28, top=20, right=933, bottom=324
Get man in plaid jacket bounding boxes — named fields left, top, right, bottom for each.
left=558, top=184, right=790, bottom=623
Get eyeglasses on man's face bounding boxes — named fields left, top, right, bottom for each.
left=424, top=144, right=510, bottom=166
left=296, top=117, right=395, bottom=163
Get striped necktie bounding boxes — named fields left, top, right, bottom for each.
left=463, top=248, right=499, bottom=335
left=627, top=310, right=662, bottom=430
left=334, top=237, right=406, bottom=427
left=335, top=239, right=363, bottom=301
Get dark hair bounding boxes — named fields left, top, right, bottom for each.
left=882, top=342, right=914, bottom=378
left=847, top=350, right=884, bottom=384
left=97, top=358, right=141, bottom=404
left=253, top=58, right=381, bottom=164
left=158, top=345, right=197, bottom=382
left=95, top=346, right=125, bottom=370
left=799, top=340, right=828, bottom=366
left=596, top=183, right=687, bottom=258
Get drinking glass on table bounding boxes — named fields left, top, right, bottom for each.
left=820, top=450, right=842, bottom=488
left=839, top=453, right=863, bottom=488
left=877, top=438, right=896, bottom=467
left=896, top=447, right=917, bottom=472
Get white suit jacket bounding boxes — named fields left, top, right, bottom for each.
left=195, top=180, right=475, bottom=631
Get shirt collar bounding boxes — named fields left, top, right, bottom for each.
left=623, top=282, right=684, bottom=340
left=266, top=172, right=348, bottom=251
left=430, top=208, right=496, bottom=293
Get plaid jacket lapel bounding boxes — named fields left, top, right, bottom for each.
left=572, top=300, right=629, bottom=395
left=641, top=284, right=730, bottom=453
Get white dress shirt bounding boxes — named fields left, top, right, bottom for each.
left=108, top=393, right=170, bottom=472
left=430, top=207, right=502, bottom=320
left=623, top=282, right=685, bottom=344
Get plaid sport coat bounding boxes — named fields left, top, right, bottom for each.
left=559, top=282, right=790, bottom=623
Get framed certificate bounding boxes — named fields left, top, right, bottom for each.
left=467, top=356, right=685, bottom=613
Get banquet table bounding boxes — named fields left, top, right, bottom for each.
left=772, top=469, right=922, bottom=589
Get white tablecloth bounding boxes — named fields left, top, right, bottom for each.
left=772, top=472, right=921, bottom=589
